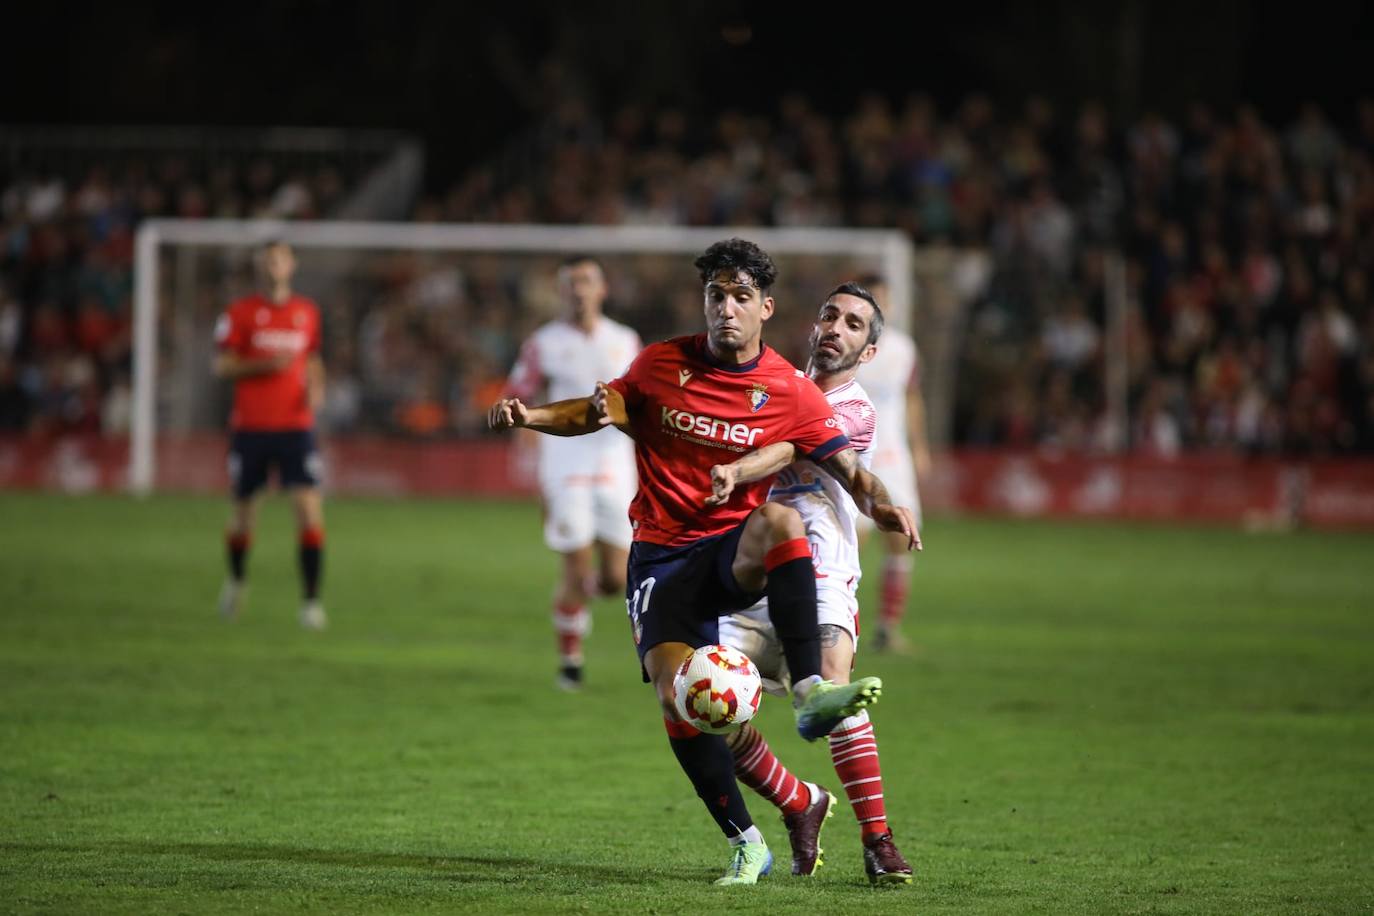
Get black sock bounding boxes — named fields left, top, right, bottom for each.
left=765, top=556, right=822, bottom=683
left=227, top=533, right=249, bottom=582
left=299, top=544, right=322, bottom=600
left=669, top=732, right=755, bottom=838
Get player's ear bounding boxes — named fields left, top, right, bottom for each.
left=858, top=343, right=878, bottom=364
left=761, top=295, right=775, bottom=321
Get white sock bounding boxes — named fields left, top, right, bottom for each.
left=837, top=710, right=870, bottom=732
left=801, top=781, right=819, bottom=807
left=792, top=674, right=824, bottom=705
left=731, top=825, right=766, bottom=846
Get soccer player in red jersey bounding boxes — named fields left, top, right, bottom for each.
left=213, top=241, right=328, bottom=630
left=488, top=239, right=917, bottom=884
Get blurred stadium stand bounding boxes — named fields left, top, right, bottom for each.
left=0, top=125, right=420, bottom=437
left=3, top=91, right=1373, bottom=525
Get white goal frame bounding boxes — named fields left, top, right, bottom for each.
left=132, top=219, right=916, bottom=495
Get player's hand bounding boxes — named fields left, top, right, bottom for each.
left=705, top=463, right=739, bottom=506
left=268, top=351, right=294, bottom=371
left=488, top=397, right=529, bottom=430
left=592, top=381, right=624, bottom=428
left=873, top=503, right=921, bottom=552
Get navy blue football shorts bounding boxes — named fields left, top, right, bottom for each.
left=624, top=521, right=765, bottom=679
left=227, top=429, right=322, bottom=499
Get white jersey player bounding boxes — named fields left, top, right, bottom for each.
left=719, top=376, right=875, bottom=694
left=505, top=255, right=640, bottom=690
left=707, top=281, right=918, bottom=884
left=854, top=275, right=929, bottom=652
left=856, top=326, right=921, bottom=527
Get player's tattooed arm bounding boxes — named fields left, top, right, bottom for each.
left=818, top=447, right=922, bottom=552
left=487, top=395, right=602, bottom=437
left=706, top=441, right=796, bottom=506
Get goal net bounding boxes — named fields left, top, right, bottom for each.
left=131, top=220, right=952, bottom=496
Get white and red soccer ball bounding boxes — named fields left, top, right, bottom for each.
left=672, top=644, right=763, bottom=734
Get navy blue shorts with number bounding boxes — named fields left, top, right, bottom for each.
left=625, top=521, right=764, bottom=676
left=227, top=430, right=321, bottom=499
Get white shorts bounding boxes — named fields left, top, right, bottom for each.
left=718, top=583, right=859, bottom=697
left=858, top=445, right=922, bottom=532
left=541, top=473, right=635, bottom=553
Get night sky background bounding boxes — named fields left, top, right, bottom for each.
left=6, top=0, right=1372, bottom=187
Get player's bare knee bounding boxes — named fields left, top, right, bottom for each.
left=229, top=500, right=256, bottom=535
left=758, top=502, right=805, bottom=543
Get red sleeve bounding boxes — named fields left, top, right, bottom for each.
left=505, top=337, right=544, bottom=400
left=785, top=377, right=850, bottom=461
left=214, top=307, right=245, bottom=352
left=608, top=343, right=656, bottom=408
left=309, top=304, right=322, bottom=353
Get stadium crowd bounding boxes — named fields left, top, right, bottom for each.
left=0, top=155, right=351, bottom=437
left=3, top=94, right=1374, bottom=455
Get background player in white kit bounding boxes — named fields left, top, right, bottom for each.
left=505, top=255, right=641, bottom=689
left=854, top=274, right=931, bottom=652
left=708, top=282, right=917, bottom=884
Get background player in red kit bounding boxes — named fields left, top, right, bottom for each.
left=213, top=240, right=328, bottom=630
left=488, top=238, right=917, bottom=885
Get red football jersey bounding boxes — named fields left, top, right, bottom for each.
left=608, top=334, right=850, bottom=546
left=214, top=293, right=321, bottom=431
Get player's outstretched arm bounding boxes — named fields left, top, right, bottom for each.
left=488, top=395, right=602, bottom=437
left=818, top=447, right=922, bottom=551
left=705, top=441, right=796, bottom=506
left=590, top=382, right=630, bottom=433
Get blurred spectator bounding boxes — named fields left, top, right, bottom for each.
left=5, top=94, right=1374, bottom=456
left=0, top=145, right=371, bottom=439
left=417, top=88, right=1374, bottom=455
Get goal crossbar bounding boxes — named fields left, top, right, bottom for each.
left=132, top=218, right=915, bottom=494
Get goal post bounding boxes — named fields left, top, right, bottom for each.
left=131, top=219, right=919, bottom=496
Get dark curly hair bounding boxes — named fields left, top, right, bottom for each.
left=694, top=238, right=779, bottom=291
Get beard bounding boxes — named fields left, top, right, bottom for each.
left=810, top=342, right=861, bottom=373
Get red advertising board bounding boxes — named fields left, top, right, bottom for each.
left=2, top=436, right=1372, bottom=530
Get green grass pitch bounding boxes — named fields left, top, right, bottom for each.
left=1, top=491, right=1371, bottom=914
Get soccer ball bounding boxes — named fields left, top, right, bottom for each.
left=672, top=644, right=764, bottom=734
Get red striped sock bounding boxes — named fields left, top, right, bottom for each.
left=828, top=711, right=889, bottom=837
left=880, top=555, right=912, bottom=625
left=552, top=602, right=588, bottom=665
left=732, top=726, right=810, bottom=816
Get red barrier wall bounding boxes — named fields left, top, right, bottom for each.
left=2, top=435, right=1372, bottom=529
